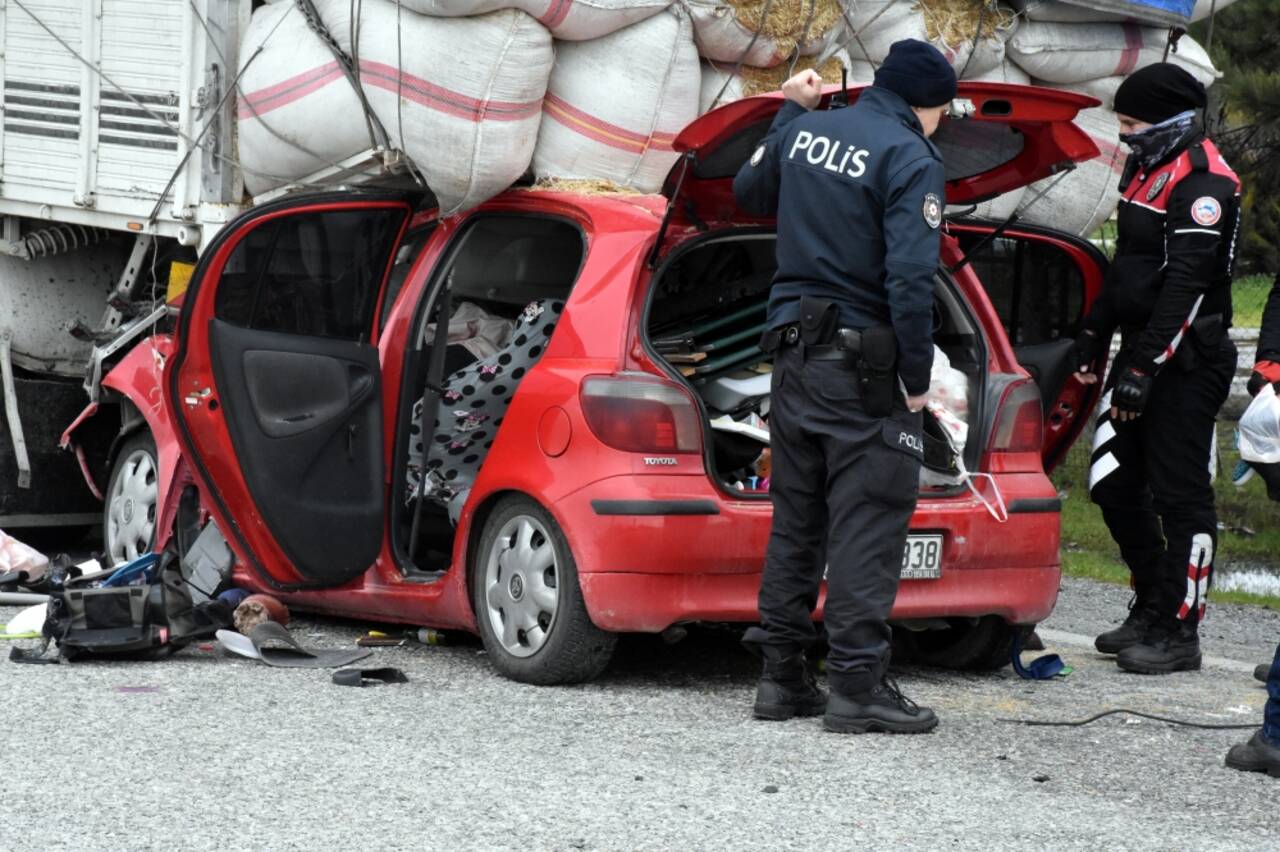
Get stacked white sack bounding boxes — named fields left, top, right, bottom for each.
left=534, top=7, right=700, bottom=191
left=1007, top=21, right=1219, bottom=86
left=698, top=50, right=860, bottom=113
left=686, top=0, right=845, bottom=68
left=399, top=0, right=671, bottom=39
left=841, top=0, right=1019, bottom=79
left=1014, top=105, right=1125, bottom=237
left=237, top=0, right=553, bottom=214
left=1012, top=0, right=1239, bottom=24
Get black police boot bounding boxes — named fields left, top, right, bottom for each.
left=1256, top=664, right=1271, bottom=684
left=1115, top=621, right=1201, bottom=674
left=823, top=676, right=938, bottom=734
left=1094, top=595, right=1158, bottom=655
left=1225, top=730, right=1280, bottom=778
left=752, top=653, right=827, bottom=721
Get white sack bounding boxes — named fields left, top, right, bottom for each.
left=698, top=50, right=860, bottom=113
left=1015, top=105, right=1124, bottom=237
left=842, top=0, right=1016, bottom=78
left=1239, top=384, right=1280, bottom=465
left=1007, top=21, right=1219, bottom=86
left=535, top=8, right=700, bottom=190
left=238, top=0, right=553, bottom=213
left=964, top=60, right=1031, bottom=84
left=398, top=0, right=671, bottom=40
left=686, top=0, right=844, bottom=68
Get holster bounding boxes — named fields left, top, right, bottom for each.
left=858, top=325, right=897, bottom=417
left=799, top=296, right=838, bottom=345
left=1173, top=313, right=1225, bottom=371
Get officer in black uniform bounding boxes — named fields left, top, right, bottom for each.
left=1074, top=64, right=1241, bottom=674
left=733, top=39, right=956, bottom=734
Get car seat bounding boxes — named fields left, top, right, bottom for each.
left=405, top=299, right=563, bottom=523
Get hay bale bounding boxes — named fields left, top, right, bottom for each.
left=528, top=177, right=646, bottom=194
left=686, top=0, right=845, bottom=68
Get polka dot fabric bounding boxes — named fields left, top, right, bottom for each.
left=406, top=299, right=563, bottom=523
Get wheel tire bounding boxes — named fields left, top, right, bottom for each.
left=102, top=431, right=159, bottom=567
left=471, top=495, right=616, bottom=684
left=897, top=616, right=1015, bottom=672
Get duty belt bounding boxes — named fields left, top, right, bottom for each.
left=764, top=323, right=862, bottom=361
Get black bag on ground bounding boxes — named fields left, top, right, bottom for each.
left=43, top=550, right=232, bottom=661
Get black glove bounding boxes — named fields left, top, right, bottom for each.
left=1247, top=360, right=1280, bottom=396
left=1112, top=366, right=1152, bottom=415
left=1073, top=330, right=1102, bottom=372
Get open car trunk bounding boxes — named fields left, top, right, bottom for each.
left=644, top=231, right=986, bottom=496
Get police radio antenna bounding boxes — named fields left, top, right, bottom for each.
left=830, top=67, right=849, bottom=109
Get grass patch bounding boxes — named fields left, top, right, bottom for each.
left=1054, top=427, right=1280, bottom=610
left=1232, top=274, right=1272, bottom=328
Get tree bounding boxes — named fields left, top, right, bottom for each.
left=1191, top=0, right=1280, bottom=275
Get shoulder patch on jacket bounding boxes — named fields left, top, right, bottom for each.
left=923, top=193, right=942, bottom=229
left=1191, top=196, right=1222, bottom=226
left=749, top=144, right=765, bottom=167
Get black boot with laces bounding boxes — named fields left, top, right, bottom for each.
left=1095, top=593, right=1159, bottom=655
left=824, top=676, right=938, bottom=734
left=752, top=652, right=827, bottom=721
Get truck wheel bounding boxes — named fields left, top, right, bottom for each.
left=897, top=616, right=1014, bottom=672
left=103, top=431, right=159, bottom=566
left=471, top=495, right=616, bottom=684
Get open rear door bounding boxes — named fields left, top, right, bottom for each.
left=949, top=222, right=1108, bottom=472
left=167, top=191, right=414, bottom=589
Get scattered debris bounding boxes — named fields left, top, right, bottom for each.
left=233, top=594, right=290, bottom=634
left=216, top=622, right=371, bottom=669
left=332, top=667, right=409, bottom=687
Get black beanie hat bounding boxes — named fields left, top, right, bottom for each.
left=1113, top=63, right=1207, bottom=124
left=873, top=39, right=958, bottom=108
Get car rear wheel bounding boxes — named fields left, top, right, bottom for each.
left=896, top=616, right=1015, bottom=672
left=471, top=495, right=616, bottom=684
left=103, top=431, right=158, bottom=567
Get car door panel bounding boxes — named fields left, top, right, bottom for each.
left=210, top=320, right=384, bottom=583
left=166, top=193, right=414, bottom=590
left=949, top=221, right=1108, bottom=471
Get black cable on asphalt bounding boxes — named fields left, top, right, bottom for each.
left=999, top=708, right=1259, bottom=730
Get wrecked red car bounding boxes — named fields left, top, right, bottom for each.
left=64, top=82, right=1107, bottom=683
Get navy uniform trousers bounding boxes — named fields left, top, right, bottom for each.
left=743, top=339, right=923, bottom=696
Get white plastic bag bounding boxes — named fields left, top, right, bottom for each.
left=0, top=529, right=49, bottom=577
left=1238, top=383, right=1280, bottom=465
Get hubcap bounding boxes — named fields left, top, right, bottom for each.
left=483, top=515, right=559, bottom=658
left=107, top=448, right=157, bottom=565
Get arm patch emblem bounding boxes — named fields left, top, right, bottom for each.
left=1191, top=196, right=1222, bottom=226
left=923, top=193, right=942, bottom=229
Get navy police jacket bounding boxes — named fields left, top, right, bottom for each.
left=1082, top=135, right=1241, bottom=374
left=732, top=85, right=946, bottom=396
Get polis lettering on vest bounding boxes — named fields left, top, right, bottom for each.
left=788, top=131, right=871, bottom=179
left=898, top=431, right=923, bottom=454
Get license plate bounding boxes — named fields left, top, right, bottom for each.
left=901, top=535, right=943, bottom=579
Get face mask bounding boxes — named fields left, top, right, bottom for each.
left=1118, top=110, right=1198, bottom=172
left=922, top=403, right=1009, bottom=524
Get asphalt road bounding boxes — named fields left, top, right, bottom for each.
left=1, top=577, right=1275, bottom=851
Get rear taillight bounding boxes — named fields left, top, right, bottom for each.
left=580, top=374, right=702, bottom=454
left=989, top=379, right=1043, bottom=454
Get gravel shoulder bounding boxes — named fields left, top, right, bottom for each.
left=1, top=576, right=1275, bottom=852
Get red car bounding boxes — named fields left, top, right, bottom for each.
left=65, top=82, right=1106, bottom=683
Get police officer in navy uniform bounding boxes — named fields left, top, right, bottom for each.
left=1224, top=271, right=1280, bottom=778
left=733, top=39, right=956, bottom=734
left=1074, top=63, right=1241, bottom=674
